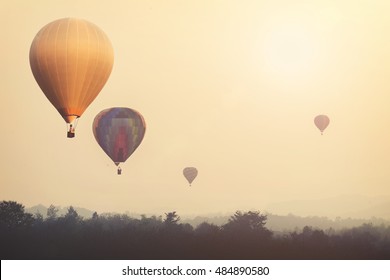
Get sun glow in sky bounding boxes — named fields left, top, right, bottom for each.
left=263, top=24, right=314, bottom=77
left=1, top=0, right=390, bottom=218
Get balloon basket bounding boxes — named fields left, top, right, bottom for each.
left=67, top=131, right=75, bottom=138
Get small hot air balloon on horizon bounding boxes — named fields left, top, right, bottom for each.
left=314, top=115, right=330, bottom=135
left=93, top=107, right=146, bottom=175
left=183, top=167, right=198, bottom=186
left=29, top=18, right=114, bottom=138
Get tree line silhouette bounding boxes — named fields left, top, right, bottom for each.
left=1, top=200, right=389, bottom=259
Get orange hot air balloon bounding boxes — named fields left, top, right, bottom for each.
left=183, top=167, right=198, bottom=186
left=314, top=115, right=330, bottom=135
left=29, top=18, right=114, bottom=138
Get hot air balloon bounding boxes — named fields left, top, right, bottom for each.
left=29, top=18, right=114, bottom=138
left=93, top=107, right=146, bottom=174
left=183, top=167, right=198, bottom=186
left=314, top=115, right=330, bottom=135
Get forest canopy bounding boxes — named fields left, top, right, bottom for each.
left=1, top=200, right=390, bottom=260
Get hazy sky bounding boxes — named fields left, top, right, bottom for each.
left=2, top=0, right=390, bottom=216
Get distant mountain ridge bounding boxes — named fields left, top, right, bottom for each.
left=265, top=194, right=390, bottom=220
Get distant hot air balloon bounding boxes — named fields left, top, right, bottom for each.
left=93, top=107, right=146, bottom=174
left=314, top=115, right=330, bottom=135
left=183, top=167, right=198, bottom=186
left=29, top=18, right=114, bottom=138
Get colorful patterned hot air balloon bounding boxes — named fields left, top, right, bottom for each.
left=314, top=115, right=330, bottom=135
left=93, top=107, right=146, bottom=174
left=29, top=18, right=114, bottom=138
left=183, top=167, right=198, bottom=186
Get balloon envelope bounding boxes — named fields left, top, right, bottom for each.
left=30, top=18, right=114, bottom=125
left=314, top=115, right=330, bottom=134
left=183, top=167, right=198, bottom=185
left=93, top=107, right=146, bottom=166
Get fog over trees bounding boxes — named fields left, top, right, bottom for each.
left=2, top=200, right=390, bottom=259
